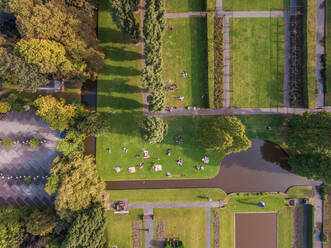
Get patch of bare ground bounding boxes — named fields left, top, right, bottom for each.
left=213, top=209, right=220, bottom=248
left=156, top=220, right=166, bottom=248
left=132, top=220, right=142, bottom=248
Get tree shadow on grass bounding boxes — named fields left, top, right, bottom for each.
left=102, top=65, right=141, bottom=76
left=104, top=78, right=141, bottom=93
left=101, top=46, right=142, bottom=61
left=98, top=95, right=143, bottom=111
left=98, top=27, right=134, bottom=44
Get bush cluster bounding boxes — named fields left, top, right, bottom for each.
left=214, top=17, right=224, bottom=108
left=207, top=12, right=215, bottom=108
left=141, top=116, right=168, bottom=144
left=143, top=0, right=166, bottom=112
left=289, top=15, right=305, bottom=107
left=110, top=0, right=141, bottom=42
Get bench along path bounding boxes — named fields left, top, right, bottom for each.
left=129, top=201, right=220, bottom=248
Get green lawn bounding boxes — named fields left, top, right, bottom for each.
left=223, top=0, right=285, bottom=11
left=286, top=186, right=314, bottom=201
left=108, top=189, right=226, bottom=203
left=230, top=18, right=284, bottom=108
left=163, top=18, right=208, bottom=108
left=104, top=209, right=144, bottom=248
left=154, top=208, right=206, bottom=248
left=97, top=116, right=223, bottom=180
left=220, top=209, right=235, bottom=248
left=278, top=207, right=294, bottom=248
left=326, top=0, right=331, bottom=106
left=226, top=193, right=286, bottom=212
left=165, top=0, right=205, bottom=12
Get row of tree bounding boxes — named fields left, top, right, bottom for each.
left=0, top=0, right=104, bottom=91
left=109, top=0, right=141, bottom=42
left=0, top=95, right=110, bottom=247
left=142, top=0, right=166, bottom=112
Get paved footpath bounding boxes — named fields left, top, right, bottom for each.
left=165, top=12, right=206, bottom=18
left=147, top=106, right=331, bottom=117
left=316, top=0, right=326, bottom=107
left=129, top=202, right=220, bottom=248
left=218, top=11, right=284, bottom=18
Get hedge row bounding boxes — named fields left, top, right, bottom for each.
left=326, top=0, right=331, bottom=105
left=207, top=12, right=215, bottom=108
left=109, top=0, right=141, bottom=42
left=142, top=0, right=166, bottom=112
left=214, top=17, right=224, bottom=108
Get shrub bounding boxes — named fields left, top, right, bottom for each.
left=0, top=101, right=11, bottom=113
left=1, top=139, right=13, bottom=148
left=141, top=116, right=168, bottom=144
left=207, top=12, right=215, bottom=108
left=214, top=17, right=224, bottom=108
left=24, top=177, right=32, bottom=183
left=29, top=138, right=40, bottom=148
left=320, top=232, right=328, bottom=242
left=110, top=0, right=141, bottom=42
left=26, top=208, right=55, bottom=236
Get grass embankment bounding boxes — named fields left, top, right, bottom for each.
left=223, top=0, right=284, bottom=11
left=306, top=0, right=317, bottom=108
left=278, top=207, right=294, bottom=248
left=165, top=0, right=205, bottom=12
left=324, top=187, right=331, bottom=247
left=154, top=208, right=206, bottom=248
left=230, top=18, right=284, bottom=108
left=108, top=188, right=226, bottom=203
left=326, top=0, right=331, bottom=106
left=104, top=209, right=144, bottom=247
left=287, top=186, right=314, bottom=202
left=163, top=17, right=208, bottom=108
left=226, top=193, right=286, bottom=212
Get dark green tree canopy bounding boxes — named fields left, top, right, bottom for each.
left=286, top=112, right=331, bottom=184
left=26, top=208, right=56, bottom=236
left=198, top=116, right=251, bottom=154
left=73, top=111, right=110, bottom=136
left=61, top=204, right=106, bottom=248
left=141, top=116, right=168, bottom=144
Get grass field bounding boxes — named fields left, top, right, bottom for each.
left=163, top=18, right=208, bottom=108
left=165, top=0, right=205, bottom=12
left=223, top=0, right=285, bottom=11
left=220, top=209, right=235, bottom=248
left=104, top=209, right=144, bottom=247
left=230, top=18, right=284, bottom=108
left=97, top=116, right=223, bottom=180
left=154, top=208, right=206, bottom=248
left=226, top=193, right=286, bottom=212
left=286, top=186, right=314, bottom=202
left=326, top=0, right=331, bottom=106
left=324, top=187, right=331, bottom=247
left=278, top=207, right=294, bottom=248
left=108, top=189, right=226, bottom=203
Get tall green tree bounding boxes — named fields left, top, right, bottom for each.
left=0, top=207, right=26, bottom=248
left=9, top=0, right=104, bottom=80
left=49, top=154, right=105, bottom=213
left=61, top=204, right=106, bottom=248
left=15, top=39, right=77, bottom=76
left=286, top=112, right=331, bottom=183
left=34, top=95, right=77, bottom=131
left=198, top=116, right=251, bottom=154
left=73, top=111, right=110, bottom=136
left=141, top=116, right=168, bottom=144
left=26, top=208, right=56, bottom=236
left=0, top=48, right=48, bottom=91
